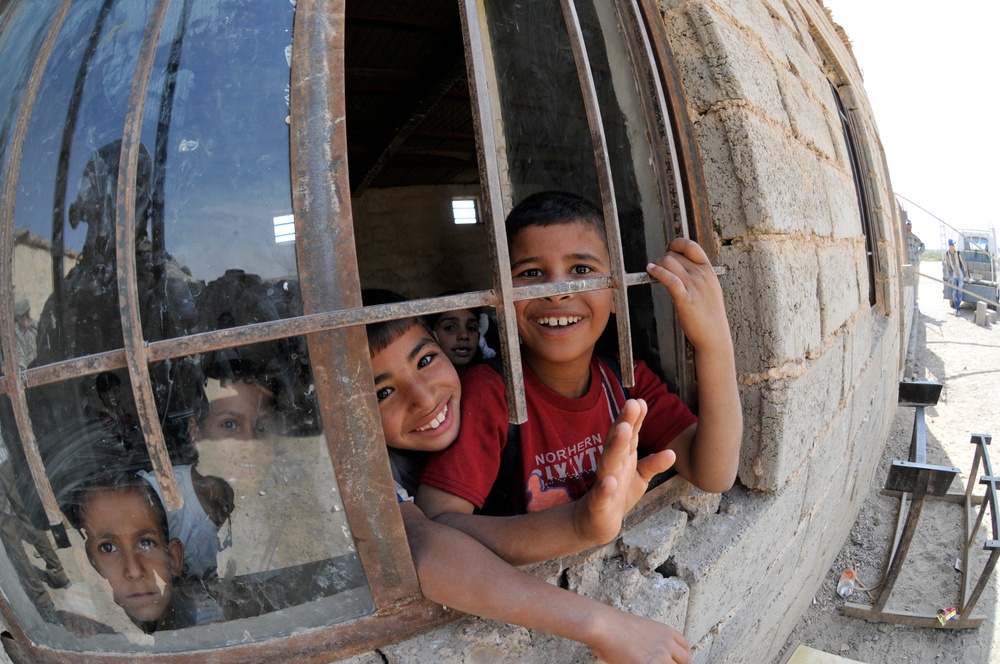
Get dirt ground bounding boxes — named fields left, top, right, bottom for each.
left=775, top=262, right=1000, bottom=664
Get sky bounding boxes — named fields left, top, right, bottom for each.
left=821, top=0, right=1000, bottom=249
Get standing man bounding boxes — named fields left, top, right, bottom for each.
left=13, top=299, right=37, bottom=371
left=944, top=239, right=968, bottom=315
left=905, top=221, right=925, bottom=300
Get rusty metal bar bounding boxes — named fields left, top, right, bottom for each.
left=290, top=0, right=422, bottom=608
left=2, top=597, right=455, bottom=663
left=558, top=0, right=634, bottom=387
left=459, top=0, right=527, bottom=424
left=115, top=0, right=182, bottom=510
left=619, top=0, right=689, bottom=242
left=0, top=0, right=73, bottom=531
left=1, top=269, right=728, bottom=396
left=634, top=0, right=713, bottom=257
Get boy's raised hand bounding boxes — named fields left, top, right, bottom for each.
left=573, top=399, right=676, bottom=546
left=646, top=238, right=729, bottom=352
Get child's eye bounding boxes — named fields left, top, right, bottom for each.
left=571, top=265, right=593, bottom=276
left=221, top=419, right=239, bottom=430
left=98, top=542, right=117, bottom=554
left=137, top=538, right=157, bottom=552
left=376, top=387, right=393, bottom=401
left=466, top=323, right=479, bottom=334
left=417, top=353, right=436, bottom=369
left=442, top=324, right=457, bottom=333
left=515, top=268, right=541, bottom=279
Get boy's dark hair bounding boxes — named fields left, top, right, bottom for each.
left=505, top=191, right=606, bottom=245
left=361, top=289, right=432, bottom=356
left=67, top=469, right=169, bottom=542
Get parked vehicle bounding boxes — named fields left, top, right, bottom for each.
left=945, top=229, right=999, bottom=310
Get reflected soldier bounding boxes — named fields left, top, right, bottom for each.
left=13, top=299, right=37, bottom=371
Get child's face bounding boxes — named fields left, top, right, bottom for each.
left=372, top=324, right=461, bottom=452
left=83, top=489, right=182, bottom=626
left=432, top=309, right=480, bottom=369
left=199, top=379, right=275, bottom=442
left=195, top=379, right=276, bottom=493
left=510, top=219, right=614, bottom=368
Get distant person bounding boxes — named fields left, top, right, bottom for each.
left=944, top=239, right=968, bottom=316
left=904, top=221, right=925, bottom=300
left=13, top=299, right=37, bottom=371
left=427, top=298, right=497, bottom=376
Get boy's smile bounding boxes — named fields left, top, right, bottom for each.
left=372, top=324, right=462, bottom=452
left=510, top=220, right=614, bottom=393
left=83, top=489, right=182, bottom=626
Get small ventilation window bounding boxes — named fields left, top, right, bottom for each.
left=451, top=197, right=479, bottom=225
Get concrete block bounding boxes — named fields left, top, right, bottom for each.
left=714, top=106, right=829, bottom=235
left=678, top=488, right=723, bottom=521
left=976, top=301, right=988, bottom=326
left=618, top=505, right=688, bottom=574
left=723, top=241, right=822, bottom=373
left=816, top=242, right=861, bottom=336
left=754, top=346, right=844, bottom=489
left=567, top=557, right=689, bottom=633
left=695, top=114, right=747, bottom=239
left=823, top=159, right=864, bottom=240
left=670, top=480, right=807, bottom=643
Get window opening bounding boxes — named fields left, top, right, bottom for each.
left=833, top=84, right=878, bottom=306
left=0, top=0, right=708, bottom=659
left=451, top=197, right=479, bottom=224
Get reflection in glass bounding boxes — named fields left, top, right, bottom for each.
left=2, top=0, right=374, bottom=650
left=483, top=0, right=600, bottom=202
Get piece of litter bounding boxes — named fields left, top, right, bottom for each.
left=955, top=557, right=963, bottom=572
left=258, top=490, right=266, bottom=496
left=937, top=606, right=957, bottom=626
left=839, top=643, right=850, bottom=652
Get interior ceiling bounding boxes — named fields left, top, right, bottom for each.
left=344, top=1, right=479, bottom=194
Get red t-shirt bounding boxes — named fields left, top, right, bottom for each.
left=419, top=356, right=697, bottom=514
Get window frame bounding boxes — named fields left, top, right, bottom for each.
left=0, top=0, right=712, bottom=660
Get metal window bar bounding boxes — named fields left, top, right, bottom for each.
left=0, top=0, right=74, bottom=535
left=115, top=0, right=182, bottom=510
left=458, top=0, right=527, bottom=424
left=5, top=275, right=706, bottom=397
left=288, top=0, right=426, bottom=610
left=558, top=0, right=635, bottom=388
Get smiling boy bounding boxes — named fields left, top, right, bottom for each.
left=366, top=301, right=692, bottom=663
left=417, top=191, right=741, bottom=555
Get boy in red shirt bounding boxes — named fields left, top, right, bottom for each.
left=367, top=307, right=691, bottom=663
left=417, top=191, right=742, bottom=565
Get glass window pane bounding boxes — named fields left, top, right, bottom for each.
left=3, top=0, right=376, bottom=652
left=482, top=0, right=600, bottom=203
left=15, top=348, right=372, bottom=652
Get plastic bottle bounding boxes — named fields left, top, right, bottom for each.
left=837, top=569, right=857, bottom=598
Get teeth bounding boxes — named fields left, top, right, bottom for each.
left=417, top=404, right=448, bottom=431
left=534, top=316, right=581, bottom=327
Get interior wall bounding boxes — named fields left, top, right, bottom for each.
left=351, top=185, right=493, bottom=299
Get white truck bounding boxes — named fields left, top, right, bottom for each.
left=945, top=228, right=999, bottom=310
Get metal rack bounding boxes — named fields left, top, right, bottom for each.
left=841, top=382, right=999, bottom=628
